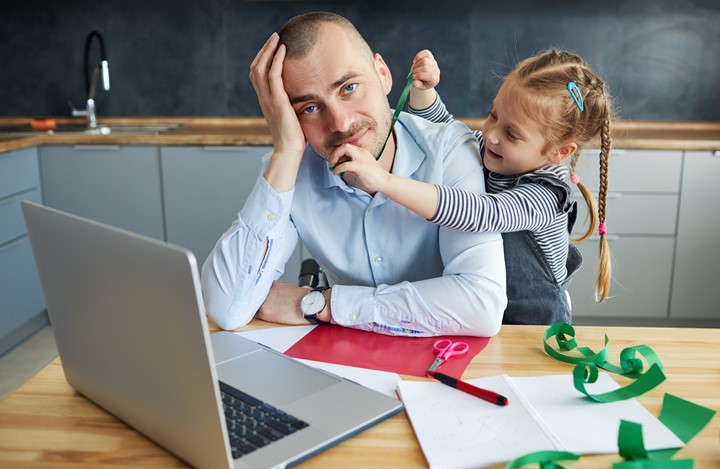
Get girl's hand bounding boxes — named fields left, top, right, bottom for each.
left=410, top=49, right=441, bottom=90
left=409, top=49, right=440, bottom=110
left=328, top=144, right=392, bottom=195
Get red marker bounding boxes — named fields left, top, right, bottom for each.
left=429, top=371, right=509, bottom=407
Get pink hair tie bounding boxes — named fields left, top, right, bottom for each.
left=598, top=222, right=607, bottom=236
left=570, top=174, right=580, bottom=185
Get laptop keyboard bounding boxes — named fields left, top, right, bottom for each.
left=219, top=381, right=310, bottom=459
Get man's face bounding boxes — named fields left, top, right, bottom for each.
left=282, top=25, right=393, bottom=160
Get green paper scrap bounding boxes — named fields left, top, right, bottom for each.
left=612, top=459, right=694, bottom=469
left=602, top=345, right=664, bottom=378
left=618, top=420, right=649, bottom=460
left=544, top=323, right=667, bottom=402
left=543, top=322, right=610, bottom=366
left=657, top=393, right=716, bottom=444
left=573, top=361, right=666, bottom=403
left=505, top=450, right=580, bottom=469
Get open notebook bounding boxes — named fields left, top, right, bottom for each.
left=397, top=372, right=683, bottom=469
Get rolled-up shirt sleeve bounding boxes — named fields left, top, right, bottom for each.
left=201, top=171, right=298, bottom=330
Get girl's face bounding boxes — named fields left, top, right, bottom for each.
left=481, top=81, right=555, bottom=176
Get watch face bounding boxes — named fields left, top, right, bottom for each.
left=301, top=290, right=325, bottom=316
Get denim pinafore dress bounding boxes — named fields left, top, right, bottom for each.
left=500, top=173, right=583, bottom=325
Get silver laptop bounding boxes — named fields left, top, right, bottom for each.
left=22, top=201, right=402, bottom=469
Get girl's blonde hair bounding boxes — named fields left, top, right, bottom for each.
left=505, top=49, right=613, bottom=303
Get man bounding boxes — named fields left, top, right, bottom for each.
left=201, top=12, right=506, bottom=336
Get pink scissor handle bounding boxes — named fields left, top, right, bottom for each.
left=433, top=339, right=469, bottom=359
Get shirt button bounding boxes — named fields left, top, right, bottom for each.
left=373, top=256, right=382, bottom=263
left=349, top=312, right=357, bottom=321
left=267, top=212, right=276, bottom=221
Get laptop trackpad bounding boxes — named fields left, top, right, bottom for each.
left=216, top=350, right=340, bottom=406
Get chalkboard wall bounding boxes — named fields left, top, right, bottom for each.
left=1, top=0, right=718, bottom=120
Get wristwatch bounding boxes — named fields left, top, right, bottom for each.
left=300, top=286, right=330, bottom=324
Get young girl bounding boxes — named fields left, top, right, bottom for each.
left=329, top=49, right=613, bottom=325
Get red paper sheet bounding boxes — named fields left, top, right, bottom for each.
left=285, top=324, right=490, bottom=377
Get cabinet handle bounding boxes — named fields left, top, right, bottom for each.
left=201, top=146, right=268, bottom=152
left=72, top=145, right=121, bottom=151
left=582, top=235, right=620, bottom=242
left=0, top=234, right=26, bottom=251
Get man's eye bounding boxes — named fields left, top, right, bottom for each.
left=302, top=105, right=318, bottom=114
left=507, top=131, right=518, bottom=141
left=344, top=83, right=358, bottom=94
left=487, top=110, right=497, bottom=120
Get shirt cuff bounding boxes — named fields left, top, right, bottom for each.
left=239, top=176, right=294, bottom=238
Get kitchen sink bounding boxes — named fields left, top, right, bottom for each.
left=0, top=123, right=183, bottom=135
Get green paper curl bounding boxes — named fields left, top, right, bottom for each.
left=505, top=450, right=580, bottom=469
left=573, top=361, right=666, bottom=402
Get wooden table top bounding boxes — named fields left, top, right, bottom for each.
left=0, top=323, right=718, bottom=468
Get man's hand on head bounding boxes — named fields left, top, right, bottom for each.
left=250, top=32, right=307, bottom=192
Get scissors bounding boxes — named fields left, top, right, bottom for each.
left=427, top=338, right=469, bottom=374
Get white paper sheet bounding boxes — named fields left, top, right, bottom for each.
left=397, top=373, right=685, bottom=469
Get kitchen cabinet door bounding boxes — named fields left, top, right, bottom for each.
left=569, top=149, right=682, bottom=322
left=39, top=145, right=164, bottom=240
left=670, top=151, right=720, bottom=319
left=0, top=147, right=47, bottom=356
left=161, top=146, right=304, bottom=284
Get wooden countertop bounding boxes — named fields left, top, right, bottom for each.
left=0, top=117, right=719, bottom=153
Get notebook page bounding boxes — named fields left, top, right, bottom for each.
left=397, top=375, right=561, bottom=469
left=508, top=373, right=684, bottom=454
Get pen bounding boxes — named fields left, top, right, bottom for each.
left=429, top=371, right=509, bottom=407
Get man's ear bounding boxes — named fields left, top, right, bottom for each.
left=551, top=142, right=578, bottom=164
left=373, top=53, right=393, bottom=96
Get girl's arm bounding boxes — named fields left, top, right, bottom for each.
left=328, top=144, right=441, bottom=220
left=408, top=49, right=441, bottom=111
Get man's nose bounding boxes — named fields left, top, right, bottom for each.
left=325, top=102, right=353, bottom=133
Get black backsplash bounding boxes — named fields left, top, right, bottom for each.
left=1, top=0, right=718, bottom=120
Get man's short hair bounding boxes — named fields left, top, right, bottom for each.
left=279, top=11, right=372, bottom=59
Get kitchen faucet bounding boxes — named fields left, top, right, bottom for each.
left=70, top=31, right=110, bottom=129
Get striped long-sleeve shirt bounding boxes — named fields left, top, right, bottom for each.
left=409, top=96, right=572, bottom=283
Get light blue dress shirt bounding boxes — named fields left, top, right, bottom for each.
left=201, top=112, right=507, bottom=336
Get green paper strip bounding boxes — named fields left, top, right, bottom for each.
left=543, top=322, right=610, bottom=366
left=505, top=450, right=580, bottom=469
left=573, top=361, right=666, bottom=402
left=601, top=345, right=664, bottom=378
left=377, top=71, right=414, bottom=159
left=618, top=420, right=649, bottom=460
left=612, top=459, right=694, bottom=469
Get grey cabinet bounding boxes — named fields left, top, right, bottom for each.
left=568, top=149, right=682, bottom=320
left=39, top=145, right=164, bottom=240
left=160, top=146, right=303, bottom=284
left=0, top=147, right=46, bottom=356
left=670, top=151, right=720, bottom=319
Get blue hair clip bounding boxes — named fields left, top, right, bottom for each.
left=567, top=82, right=584, bottom=112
